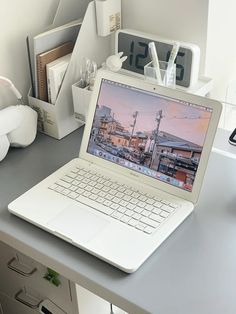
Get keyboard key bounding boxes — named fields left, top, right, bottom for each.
left=131, top=192, right=140, bottom=198
left=124, top=190, right=132, bottom=196
left=144, top=226, right=155, bottom=234
left=49, top=184, right=58, bottom=190
left=125, top=210, right=133, bottom=217
left=136, top=223, right=146, bottom=231
left=76, top=187, right=85, bottom=194
left=130, top=198, right=139, bottom=205
left=118, top=206, right=126, bottom=213
left=137, top=201, right=145, bottom=208
left=76, top=195, right=113, bottom=216
left=69, top=185, right=78, bottom=191
left=161, top=204, right=175, bottom=213
left=91, top=187, right=99, bottom=194
left=95, top=183, right=103, bottom=189
left=146, top=199, right=155, bottom=205
left=88, top=181, right=96, bottom=187
left=116, top=192, right=124, bottom=198
left=153, top=208, right=161, bottom=215
left=112, top=212, right=123, bottom=220
left=121, top=215, right=131, bottom=224
left=140, top=217, right=159, bottom=228
left=85, top=185, right=93, bottom=191
left=56, top=180, right=71, bottom=189
left=169, top=203, right=179, bottom=209
left=98, top=191, right=106, bottom=198
left=83, top=178, right=90, bottom=184
left=102, top=186, right=110, bottom=192
left=134, top=207, right=143, bottom=214
left=55, top=185, right=64, bottom=192
left=112, top=197, right=120, bottom=204
left=97, top=197, right=105, bottom=203
left=67, top=172, right=77, bottom=179
left=62, top=176, right=73, bottom=183
left=72, top=180, right=80, bottom=185
left=139, top=195, right=147, bottom=202
left=133, top=213, right=142, bottom=220
left=160, top=211, right=170, bottom=218
left=111, top=203, right=119, bottom=210
left=89, top=194, right=98, bottom=201
left=149, top=213, right=164, bottom=223
left=161, top=200, right=170, bottom=205
left=62, top=189, right=70, bottom=195
left=141, top=210, right=150, bottom=217
left=105, top=194, right=113, bottom=200
left=118, top=186, right=126, bottom=192
left=127, top=203, right=135, bottom=210
left=68, top=191, right=78, bottom=199
left=83, top=191, right=91, bottom=198
left=119, top=200, right=128, bottom=207
left=145, top=204, right=154, bottom=211
left=128, top=219, right=138, bottom=227
left=124, top=195, right=132, bottom=202
left=154, top=201, right=162, bottom=208
left=103, top=200, right=112, bottom=207
left=109, top=190, right=116, bottom=196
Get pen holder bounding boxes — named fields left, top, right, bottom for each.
left=72, top=82, right=92, bottom=124
left=144, top=61, right=176, bottom=88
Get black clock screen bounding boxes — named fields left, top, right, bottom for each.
left=118, top=32, right=192, bottom=87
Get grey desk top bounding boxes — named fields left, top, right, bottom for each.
left=0, top=128, right=236, bottom=314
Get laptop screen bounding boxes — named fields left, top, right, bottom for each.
left=87, top=79, right=213, bottom=192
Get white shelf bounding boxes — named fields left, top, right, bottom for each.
left=176, top=76, right=213, bottom=96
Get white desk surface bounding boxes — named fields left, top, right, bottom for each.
left=0, top=128, right=236, bottom=314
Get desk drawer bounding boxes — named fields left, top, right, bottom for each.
left=0, top=241, right=76, bottom=313
left=0, top=290, right=37, bottom=314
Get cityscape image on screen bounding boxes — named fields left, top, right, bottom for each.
left=87, top=79, right=212, bottom=192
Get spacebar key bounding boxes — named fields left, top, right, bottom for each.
left=76, top=195, right=114, bottom=216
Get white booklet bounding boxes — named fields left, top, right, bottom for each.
left=33, top=19, right=82, bottom=98
left=46, top=53, right=72, bottom=104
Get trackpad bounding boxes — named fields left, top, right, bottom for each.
left=48, top=204, right=109, bottom=244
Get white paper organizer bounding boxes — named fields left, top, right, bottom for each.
left=28, top=0, right=112, bottom=139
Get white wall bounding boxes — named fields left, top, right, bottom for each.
left=0, top=0, right=60, bottom=108
left=122, top=0, right=209, bottom=74
left=205, top=0, right=236, bottom=102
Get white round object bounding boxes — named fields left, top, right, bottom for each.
left=0, top=134, right=10, bottom=161
left=8, top=105, right=38, bottom=147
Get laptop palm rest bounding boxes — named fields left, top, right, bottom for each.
left=48, top=204, right=109, bottom=244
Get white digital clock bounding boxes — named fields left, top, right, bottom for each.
left=115, top=29, right=201, bottom=88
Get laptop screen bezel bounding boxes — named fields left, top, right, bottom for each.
left=79, top=70, right=222, bottom=204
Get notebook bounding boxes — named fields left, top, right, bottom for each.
left=8, top=70, right=222, bottom=273
left=37, top=42, right=74, bottom=102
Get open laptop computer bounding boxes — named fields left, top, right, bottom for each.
left=8, top=70, right=222, bottom=273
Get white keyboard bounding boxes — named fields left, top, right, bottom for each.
left=48, top=166, right=179, bottom=235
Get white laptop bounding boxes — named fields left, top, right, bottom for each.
left=8, top=70, right=222, bottom=273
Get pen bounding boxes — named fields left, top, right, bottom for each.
left=165, top=41, right=180, bottom=83
left=148, top=42, right=163, bottom=85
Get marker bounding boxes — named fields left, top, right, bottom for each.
left=148, top=42, right=163, bottom=85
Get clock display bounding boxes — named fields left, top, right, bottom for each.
left=116, top=31, right=199, bottom=88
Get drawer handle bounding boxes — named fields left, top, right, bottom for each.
left=7, top=257, right=37, bottom=277
left=15, top=289, right=42, bottom=309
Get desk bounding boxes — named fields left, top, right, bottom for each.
left=0, top=128, right=236, bottom=314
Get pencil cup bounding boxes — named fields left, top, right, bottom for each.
left=144, top=61, right=176, bottom=88
left=72, top=82, right=92, bottom=124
